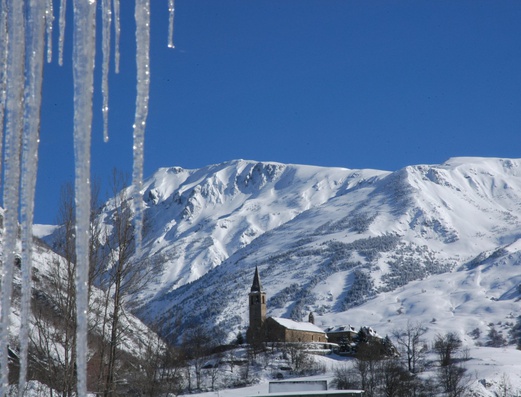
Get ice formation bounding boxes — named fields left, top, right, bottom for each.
left=18, top=1, right=46, bottom=393
left=132, top=0, right=150, bottom=255
left=0, top=1, right=174, bottom=395
left=168, top=0, right=176, bottom=49
left=1, top=0, right=26, bottom=394
left=101, top=0, right=112, bottom=143
left=71, top=0, right=97, bottom=394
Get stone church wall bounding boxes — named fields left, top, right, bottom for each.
left=265, top=318, right=326, bottom=343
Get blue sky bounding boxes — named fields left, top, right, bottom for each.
left=35, top=1, right=521, bottom=224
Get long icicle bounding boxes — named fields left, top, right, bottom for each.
left=58, top=0, right=67, bottom=66
left=18, top=0, right=46, bottom=394
left=101, top=0, right=112, bottom=142
left=168, top=0, right=175, bottom=49
left=0, top=0, right=8, bottom=182
left=132, top=0, right=150, bottom=255
left=72, top=0, right=97, bottom=395
left=113, top=0, right=120, bottom=73
left=45, top=0, right=53, bottom=63
left=0, top=0, right=25, bottom=394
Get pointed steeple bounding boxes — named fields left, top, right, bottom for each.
left=248, top=266, right=267, bottom=345
left=251, top=266, right=263, bottom=292
left=308, top=312, right=315, bottom=324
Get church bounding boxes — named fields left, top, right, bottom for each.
left=246, top=267, right=328, bottom=345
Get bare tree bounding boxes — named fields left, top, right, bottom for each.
left=433, top=332, right=470, bottom=397
left=437, top=363, right=468, bottom=397
left=334, top=352, right=434, bottom=397
left=29, top=183, right=80, bottom=396
left=392, top=320, right=428, bottom=374
left=99, top=170, right=140, bottom=397
left=125, top=329, right=183, bottom=397
left=65, top=170, right=152, bottom=395
left=332, top=363, right=358, bottom=390
left=354, top=342, right=384, bottom=397
left=238, top=351, right=252, bottom=387
left=29, top=175, right=166, bottom=396
left=207, top=352, right=223, bottom=391
left=433, top=332, right=462, bottom=367
left=380, top=358, right=416, bottom=397
left=161, top=346, right=186, bottom=396
left=181, top=327, right=215, bottom=391
left=135, top=326, right=187, bottom=397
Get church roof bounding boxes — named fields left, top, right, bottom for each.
left=251, top=266, right=263, bottom=292
left=271, top=317, right=326, bottom=334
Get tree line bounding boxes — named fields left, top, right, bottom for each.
left=333, top=320, right=521, bottom=397
left=25, top=171, right=165, bottom=396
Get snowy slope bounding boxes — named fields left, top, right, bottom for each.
left=125, top=160, right=385, bottom=302
left=0, top=233, right=160, bottom=377
left=130, top=158, right=521, bottom=336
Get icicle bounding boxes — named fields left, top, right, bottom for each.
left=58, top=0, right=67, bottom=66
left=0, top=0, right=8, bottom=182
left=132, top=0, right=150, bottom=254
left=72, top=0, right=96, bottom=395
left=113, top=0, right=120, bottom=73
left=0, top=0, right=25, bottom=393
left=18, top=1, right=46, bottom=394
left=168, top=0, right=175, bottom=49
left=45, top=0, right=53, bottom=63
left=101, top=0, right=111, bottom=142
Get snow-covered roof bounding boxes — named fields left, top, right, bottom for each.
left=271, top=317, right=326, bottom=334
left=325, top=325, right=356, bottom=334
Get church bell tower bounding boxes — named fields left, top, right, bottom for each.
left=247, top=266, right=266, bottom=344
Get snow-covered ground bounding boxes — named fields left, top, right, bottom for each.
left=184, top=347, right=521, bottom=397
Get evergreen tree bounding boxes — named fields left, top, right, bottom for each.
left=510, top=316, right=521, bottom=349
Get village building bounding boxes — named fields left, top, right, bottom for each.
left=324, top=325, right=357, bottom=345
left=246, top=267, right=327, bottom=345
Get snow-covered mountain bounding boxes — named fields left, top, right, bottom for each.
left=116, top=157, right=521, bottom=342
left=38, top=156, right=521, bottom=395
left=129, top=160, right=385, bottom=301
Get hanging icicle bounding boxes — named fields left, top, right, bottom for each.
left=0, top=1, right=179, bottom=394
left=72, top=0, right=97, bottom=394
left=0, top=0, right=25, bottom=394
left=0, top=0, right=7, bottom=186
left=18, top=1, right=46, bottom=394
left=168, top=0, right=175, bottom=49
left=132, top=0, right=150, bottom=255
left=58, top=0, right=67, bottom=66
left=113, top=0, right=120, bottom=73
left=45, top=0, right=53, bottom=63
left=101, top=0, right=112, bottom=142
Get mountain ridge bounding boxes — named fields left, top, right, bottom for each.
left=90, top=157, right=519, bottom=341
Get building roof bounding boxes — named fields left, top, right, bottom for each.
left=271, top=317, right=326, bottom=334
left=251, top=266, right=263, bottom=292
left=247, top=391, right=364, bottom=396
left=325, top=325, right=357, bottom=334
